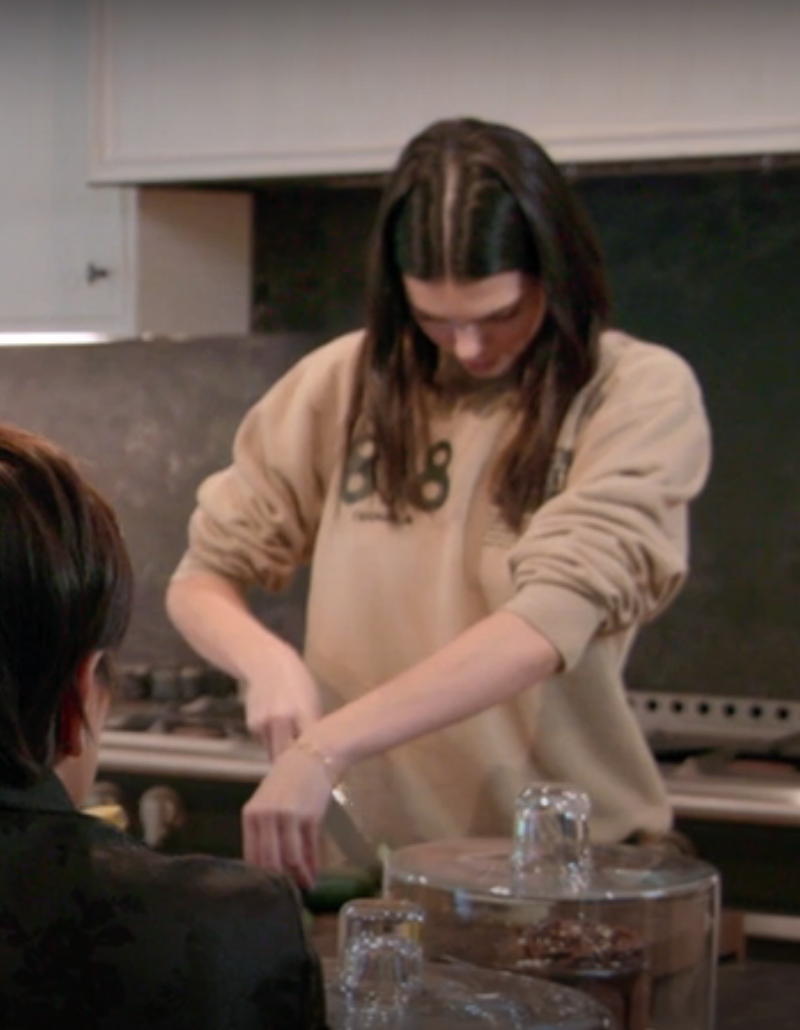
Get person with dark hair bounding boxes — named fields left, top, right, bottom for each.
left=0, top=424, right=327, bottom=1029
left=167, top=118, right=712, bottom=888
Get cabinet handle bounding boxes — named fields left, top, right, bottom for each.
left=86, top=262, right=111, bottom=284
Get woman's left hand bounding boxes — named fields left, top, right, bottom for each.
left=242, top=744, right=333, bottom=889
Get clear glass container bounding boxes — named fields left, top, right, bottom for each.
left=325, top=957, right=618, bottom=1028
left=327, top=894, right=615, bottom=1028
left=384, top=784, right=720, bottom=1030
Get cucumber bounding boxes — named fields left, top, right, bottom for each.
left=304, top=865, right=381, bottom=912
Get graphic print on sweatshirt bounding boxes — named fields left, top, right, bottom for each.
left=483, top=445, right=575, bottom=548
left=340, top=436, right=452, bottom=517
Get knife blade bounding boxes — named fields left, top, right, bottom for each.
left=323, top=783, right=384, bottom=875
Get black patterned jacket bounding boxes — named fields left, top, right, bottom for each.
left=0, top=773, right=328, bottom=1030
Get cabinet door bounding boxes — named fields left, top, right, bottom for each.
left=0, top=0, right=130, bottom=334
left=91, top=0, right=800, bottom=183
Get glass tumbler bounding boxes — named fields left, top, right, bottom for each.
left=337, top=898, right=425, bottom=1025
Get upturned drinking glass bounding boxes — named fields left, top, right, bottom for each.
left=337, top=898, right=425, bottom=1027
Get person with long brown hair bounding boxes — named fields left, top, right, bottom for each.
left=0, top=424, right=326, bottom=1029
left=167, top=118, right=711, bottom=888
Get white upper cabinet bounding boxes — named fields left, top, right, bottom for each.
left=0, top=0, right=252, bottom=336
left=90, top=0, right=800, bottom=183
left=0, top=1, right=129, bottom=332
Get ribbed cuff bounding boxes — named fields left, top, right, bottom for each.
left=503, top=584, right=604, bottom=671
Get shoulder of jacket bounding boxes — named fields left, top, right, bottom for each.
left=96, top=841, right=301, bottom=915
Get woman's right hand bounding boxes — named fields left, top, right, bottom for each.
left=243, top=648, right=321, bottom=760
left=165, top=573, right=322, bottom=760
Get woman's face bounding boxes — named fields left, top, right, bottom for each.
left=403, top=272, right=547, bottom=379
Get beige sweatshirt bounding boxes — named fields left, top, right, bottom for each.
left=174, top=328, right=712, bottom=848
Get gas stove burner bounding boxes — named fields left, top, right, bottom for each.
left=118, top=663, right=239, bottom=704
left=108, top=663, right=248, bottom=739
left=106, top=698, right=248, bottom=739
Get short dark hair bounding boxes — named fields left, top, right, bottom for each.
left=0, top=425, right=133, bottom=786
left=347, top=117, right=610, bottom=528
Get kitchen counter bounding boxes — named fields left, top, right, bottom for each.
left=716, top=960, right=800, bottom=1029
left=311, top=914, right=800, bottom=1029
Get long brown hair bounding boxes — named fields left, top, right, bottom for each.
left=345, top=117, right=610, bottom=529
left=0, top=425, right=133, bottom=786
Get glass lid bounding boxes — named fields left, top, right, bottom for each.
left=325, top=891, right=616, bottom=1029
left=386, top=784, right=719, bottom=902
left=324, top=957, right=616, bottom=1028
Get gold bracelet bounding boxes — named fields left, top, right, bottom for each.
left=292, top=735, right=341, bottom=787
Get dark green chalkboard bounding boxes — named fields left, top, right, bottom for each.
left=576, top=167, right=800, bottom=701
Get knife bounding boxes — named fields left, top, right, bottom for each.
left=323, top=783, right=384, bottom=875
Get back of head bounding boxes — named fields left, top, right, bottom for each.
left=0, top=425, right=133, bottom=787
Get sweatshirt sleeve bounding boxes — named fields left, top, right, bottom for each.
left=172, top=334, right=360, bottom=593
left=503, top=339, right=712, bottom=670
